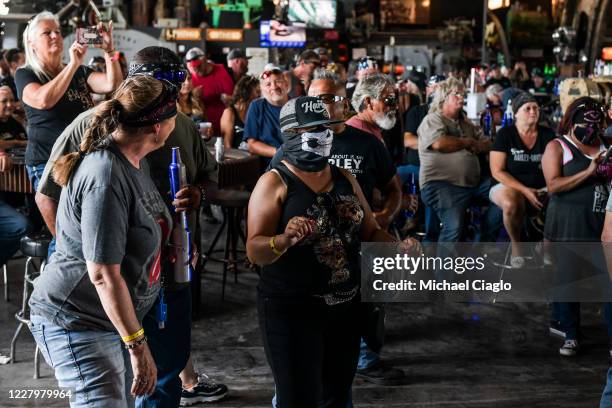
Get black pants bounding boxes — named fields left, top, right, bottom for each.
left=257, top=295, right=361, bottom=408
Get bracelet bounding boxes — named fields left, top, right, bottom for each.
left=124, top=335, right=148, bottom=350
left=122, top=328, right=144, bottom=343
left=269, top=235, right=285, bottom=257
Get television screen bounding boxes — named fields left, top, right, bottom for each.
left=288, top=0, right=337, bottom=29
left=260, top=20, right=307, bottom=48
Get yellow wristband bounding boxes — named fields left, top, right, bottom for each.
left=269, top=236, right=285, bottom=257
left=122, top=328, right=145, bottom=343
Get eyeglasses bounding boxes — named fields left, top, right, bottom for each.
left=260, top=68, right=283, bottom=80
left=381, top=96, right=398, bottom=107
left=317, top=94, right=346, bottom=104
left=523, top=106, right=540, bottom=112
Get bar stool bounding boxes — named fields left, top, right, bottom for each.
left=203, top=189, right=251, bottom=300
left=10, top=232, right=50, bottom=379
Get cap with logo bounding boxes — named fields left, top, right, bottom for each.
left=427, top=74, right=446, bottom=86
left=227, top=48, right=252, bottom=61
left=280, top=96, right=344, bottom=133
left=185, top=47, right=205, bottom=62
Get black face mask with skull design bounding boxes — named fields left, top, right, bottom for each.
left=282, top=126, right=334, bottom=172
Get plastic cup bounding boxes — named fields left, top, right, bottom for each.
left=199, top=122, right=213, bottom=140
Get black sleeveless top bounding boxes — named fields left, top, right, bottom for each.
left=230, top=106, right=245, bottom=148
left=259, top=162, right=364, bottom=305
left=544, top=136, right=610, bottom=242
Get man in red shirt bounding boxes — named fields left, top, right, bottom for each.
left=185, top=47, right=234, bottom=136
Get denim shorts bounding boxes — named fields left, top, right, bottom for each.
left=29, top=314, right=134, bottom=408
left=488, top=183, right=505, bottom=202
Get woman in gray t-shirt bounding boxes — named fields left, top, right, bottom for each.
left=29, top=75, right=177, bottom=406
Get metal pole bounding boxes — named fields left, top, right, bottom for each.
left=482, top=0, right=488, bottom=64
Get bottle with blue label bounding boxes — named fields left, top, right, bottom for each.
left=483, top=105, right=492, bottom=138
left=169, top=147, right=193, bottom=283
left=501, top=99, right=513, bottom=128
left=403, top=173, right=418, bottom=219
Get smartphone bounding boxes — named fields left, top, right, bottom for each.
left=76, top=27, right=103, bottom=45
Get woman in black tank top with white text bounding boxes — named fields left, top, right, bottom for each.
left=542, top=97, right=612, bottom=358
left=246, top=97, right=419, bottom=407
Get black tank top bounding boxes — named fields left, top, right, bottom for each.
left=544, top=136, right=609, bottom=241
left=259, top=162, right=364, bottom=305
left=231, top=106, right=244, bottom=149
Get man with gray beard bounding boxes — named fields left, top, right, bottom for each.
left=346, top=73, right=399, bottom=144
left=342, top=73, right=407, bottom=386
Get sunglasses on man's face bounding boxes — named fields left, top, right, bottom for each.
left=380, top=96, right=398, bottom=107
left=317, top=94, right=346, bottom=105
left=260, top=69, right=283, bottom=80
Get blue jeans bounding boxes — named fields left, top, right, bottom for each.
left=420, top=178, right=501, bottom=243
left=396, top=164, right=419, bottom=185
left=30, top=314, right=134, bottom=408
left=136, top=286, right=192, bottom=408
left=601, top=367, right=612, bottom=408
left=357, top=338, right=378, bottom=369
left=26, top=162, right=46, bottom=192
left=0, top=200, right=29, bottom=265
left=48, top=237, right=56, bottom=260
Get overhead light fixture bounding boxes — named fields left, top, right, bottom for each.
left=488, top=0, right=510, bottom=10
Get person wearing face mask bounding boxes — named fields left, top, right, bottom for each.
left=247, top=96, right=419, bottom=407
left=184, top=47, right=234, bottom=137
left=269, top=70, right=404, bottom=389
left=418, top=78, right=499, bottom=244
left=542, top=97, right=612, bottom=357
left=489, top=92, right=556, bottom=268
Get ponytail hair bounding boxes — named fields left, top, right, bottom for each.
left=53, top=100, right=122, bottom=186
left=53, top=76, right=165, bottom=186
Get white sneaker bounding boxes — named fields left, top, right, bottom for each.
left=510, top=255, right=527, bottom=268
left=559, top=339, right=579, bottom=357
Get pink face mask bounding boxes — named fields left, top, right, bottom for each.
left=187, top=59, right=202, bottom=70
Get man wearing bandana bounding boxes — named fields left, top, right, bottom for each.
left=542, top=97, right=612, bottom=357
